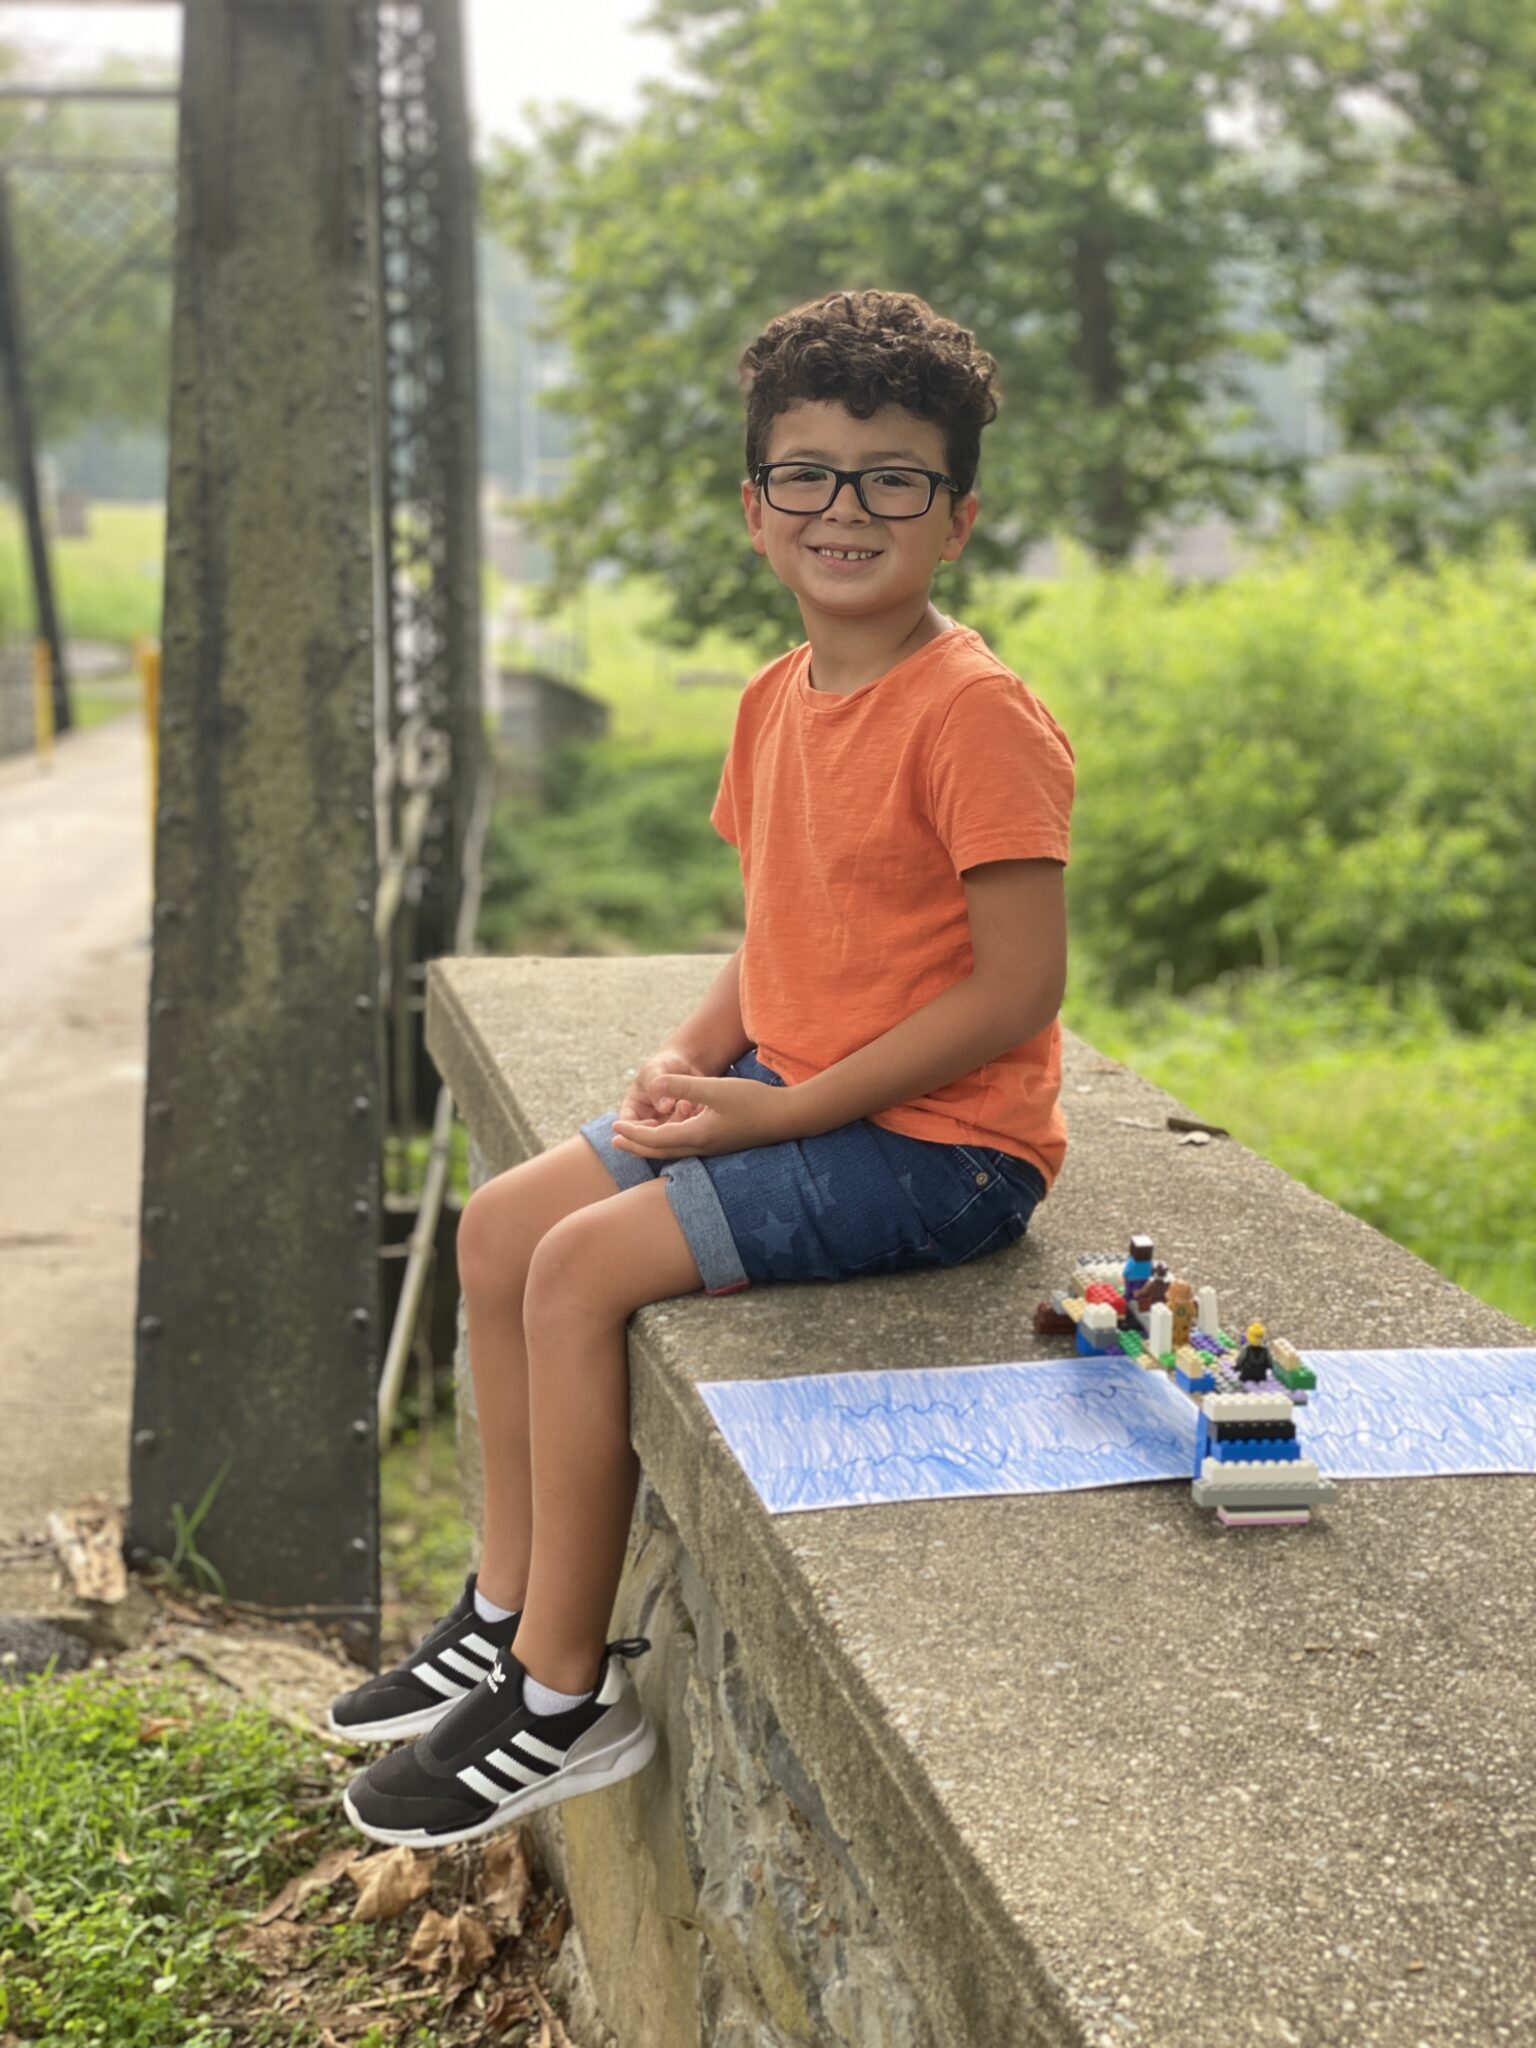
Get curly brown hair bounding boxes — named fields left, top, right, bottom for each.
left=738, top=288, right=1002, bottom=505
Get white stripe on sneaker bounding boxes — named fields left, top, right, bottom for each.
left=439, top=1646, right=493, bottom=1681
left=458, top=1766, right=509, bottom=1804
left=512, top=1729, right=566, bottom=1768
left=459, top=1631, right=499, bottom=1661
left=414, top=1663, right=470, bottom=1699
left=484, top=1743, right=546, bottom=1785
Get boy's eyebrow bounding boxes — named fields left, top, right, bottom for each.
left=773, top=446, right=931, bottom=463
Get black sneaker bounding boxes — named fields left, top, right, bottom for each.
left=325, top=1572, right=523, bottom=1744
left=341, top=1636, right=656, bottom=1848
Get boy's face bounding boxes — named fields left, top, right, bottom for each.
left=742, top=399, right=979, bottom=623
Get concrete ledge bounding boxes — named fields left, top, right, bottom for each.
left=429, top=955, right=1536, bottom=2048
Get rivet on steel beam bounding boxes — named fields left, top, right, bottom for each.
left=354, top=805, right=370, bottom=822
left=355, top=993, right=372, bottom=1011
left=155, top=901, right=179, bottom=921
left=139, top=1315, right=163, bottom=1338
left=353, top=1198, right=370, bottom=1219
left=144, top=1206, right=166, bottom=1227
left=352, top=1095, right=370, bottom=1116
left=356, top=627, right=370, bottom=643
left=133, top=1429, right=157, bottom=1451
left=355, top=897, right=370, bottom=916
left=151, top=998, right=174, bottom=1018
left=351, top=1536, right=369, bottom=1554
left=352, top=1418, right=370, bottom=1440
left=162, top=806, right=184, bottom=824
left=351, top=1306, right=370, bottom=1329
left=148, top=1099, right=171, bottom=1121
left=354, top=711, right=370, bottom=730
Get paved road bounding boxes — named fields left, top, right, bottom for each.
left=0, top=715, right=151, bottom=1545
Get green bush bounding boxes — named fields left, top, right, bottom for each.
left=480, top=738, right=743, bottom=956
left=998, top=522, right=1536, bottom=1031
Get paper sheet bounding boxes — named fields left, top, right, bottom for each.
left=696, top=1348, right=1536, bottom=1516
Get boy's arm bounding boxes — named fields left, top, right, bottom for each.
left=661, top=944, right=752, bottom=1076
left=768, top=860, right=1067, bottom=1141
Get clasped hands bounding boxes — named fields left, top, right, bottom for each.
left=612, top=1072, right=790, bottom=1160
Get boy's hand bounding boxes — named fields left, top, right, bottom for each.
left=611, top=1074, right=788, bottom=1160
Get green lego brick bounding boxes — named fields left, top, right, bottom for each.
left=1118, top=1331, right=1145, bottom=1357
left=1275, top=1361, right=1317, bottom=1390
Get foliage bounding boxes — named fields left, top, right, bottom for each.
left=995, top=520, right=1536, bottom=1030
left=1066, top=959, right=1536, bottom=1328
left=480, top=736, right=745, bottom=958
left=0, top=1667, right=341, bottom=2044
left=481, top=0, right=1317, bottom=647
left=1247, top=0, right=1536, bottom=558
left=0, top=49, right=175, bottom=449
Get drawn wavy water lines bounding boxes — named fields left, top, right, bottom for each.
left=697, top=1348, right=1536, bottom=1515
left=698, top=1356, right=1197, bottom=1514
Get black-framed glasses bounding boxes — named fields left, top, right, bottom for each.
left=753, top=461, right=958, bottom=519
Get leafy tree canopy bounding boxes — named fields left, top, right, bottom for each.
left=482, top=0, right=1313, bottom=654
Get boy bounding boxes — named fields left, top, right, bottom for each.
left=334, top=288, right=1074, bottom=1848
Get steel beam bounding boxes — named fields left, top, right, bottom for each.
left=130, top=0, right=382, bottom=1660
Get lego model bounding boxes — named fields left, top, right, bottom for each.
left=1035, top=1234, right=1338, bottom=1527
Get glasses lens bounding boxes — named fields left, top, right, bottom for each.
left=764, top=466, right=933, bottom=517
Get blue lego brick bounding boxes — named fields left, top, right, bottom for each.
left=1174, top=1366, right=1217, bottom=1393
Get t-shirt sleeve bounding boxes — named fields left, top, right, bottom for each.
left=926, top=674, right=1075, bottom=874
left=710, top=747, right=739, bottom=848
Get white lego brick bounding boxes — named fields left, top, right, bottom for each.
left=1204, top=1391, right=1295, bottom=1424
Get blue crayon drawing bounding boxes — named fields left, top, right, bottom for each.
left=698, top=1355, right=1196, bottom=1515
left=697, top=1348, right=1536, bottom=1517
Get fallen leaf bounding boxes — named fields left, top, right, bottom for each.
left=405, top=1905, right=495, bottom=1998
left=484, top=1986, right=535, bottom=2035
left=46, top=1493, right=128, bottom=1603
left=540, top=1895, right=570, bottom=1955
left=233, top=1918, right=312, bottom=1976
left=349, top=1844, right=437, bottom=1923
left=475, top=1829, right=532, bottom=1936
left=258, top=1843, right=362, bottom=1924
left=138, top=1715, right=191, bottom=1742
left=531, top=1982, right=578, bottom=2047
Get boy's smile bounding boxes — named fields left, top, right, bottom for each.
left=742, top=398, right=980, bottom=694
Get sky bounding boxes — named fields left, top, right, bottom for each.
left=0, top=1, right=691, bottom=154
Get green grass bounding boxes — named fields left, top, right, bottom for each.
left=0, top=500, right=165, bottom=650
left=1065, top=962, right=1536, bottom=1328
left=0, top=1416, right=538, bottom=2048
left=0, top=1665, right=384, bottom=2047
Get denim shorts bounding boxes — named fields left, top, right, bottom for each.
left=579, top=1046, right=1048, bottom=1297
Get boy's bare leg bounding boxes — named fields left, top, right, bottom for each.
left=512, top=1179, right=707, bottom=1696
left=455, top=1136, right=632, bottom=1614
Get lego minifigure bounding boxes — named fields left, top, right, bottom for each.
left=1234, top=1321, right=1273, bottom=1384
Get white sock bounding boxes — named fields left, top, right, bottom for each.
left=523, top=1670, right=595, bottom=1716
left=472, top=1583, right=519, bottom=1624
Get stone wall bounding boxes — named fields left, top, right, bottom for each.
left=457, top=1138, right=936, bottom=2048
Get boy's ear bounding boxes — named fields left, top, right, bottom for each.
left=742, top=477, right=768, bottom=552
left=942, top=491, right=981, bottom=559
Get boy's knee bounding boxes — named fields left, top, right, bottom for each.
left=457, top=1176, right=526, bottom=1298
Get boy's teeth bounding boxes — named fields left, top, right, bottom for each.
left=817, top=548, right=876, bottom=559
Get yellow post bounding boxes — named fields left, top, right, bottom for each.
left=137, top=636, right=162, bottom=826
left=32, top=639, right=54, bottom=769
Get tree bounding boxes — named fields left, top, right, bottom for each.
left=1248, top=0, right=1536, bottom=560
left=0, top=46, right=175, bottom=458
left=481, top=0, right=1313, bottom=653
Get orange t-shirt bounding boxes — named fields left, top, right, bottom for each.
left=709, top=621, right=1076, bottom=1191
